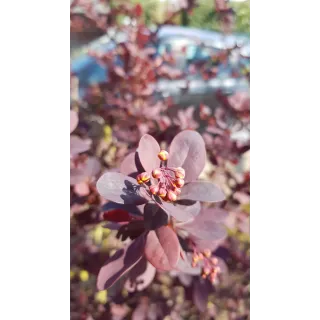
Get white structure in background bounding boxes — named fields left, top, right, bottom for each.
left=159, top=0, right=188, bottom=11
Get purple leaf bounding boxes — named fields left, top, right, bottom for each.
left=175, top=201, right=201, bottom=220
left=96, top=234, right=146, bottom=290
left=192, top=238, right=223, bottom=252
left=144, top=226, right=180, bottom=271
left=193, top=280, right=212, bottom=313
left=160, top=202, right=195, bottom=222
left=125, top=257, right=156, bottom=292
left=120, top=152, right=138, bottom=176
left=168, top=130, right=206, bottom=182
left=202, top=208, right=229, bottom=223
left=144, top=203, right=169, bottom=230
left=70, top=135, right=91, bottom=157
left=179, top=208, right=228, bottom=228
left=137, top=134, right=160, bottom=172
left=182, top=222, right=226, bottom=241
left=179, top=181, right=225, bottom=202
left=179, top=208, right=228, bottom=241
left=101, top=202, right=143, bottom=217
left=96, top=172, right=150, bottom=205
left=217, top=257, right=229, bottom=276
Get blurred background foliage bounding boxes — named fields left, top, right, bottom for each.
left=132, top=0, right=250, bottom=32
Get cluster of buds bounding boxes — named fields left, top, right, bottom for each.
left=135, top=150, right=186, bottom=202
left=192, top=249, right=221, bottom=284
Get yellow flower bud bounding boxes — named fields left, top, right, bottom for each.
left=152, top=168, right=162, bottom=179
left=158, top=150, right=169, bottom=161
left=167, top=190, right=177, bottom=202
left=174, top=178, right=185, bottom=188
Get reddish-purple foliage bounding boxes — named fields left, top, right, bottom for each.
left=70, top=0, right=249, bottom=318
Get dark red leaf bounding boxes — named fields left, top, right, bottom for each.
left=103, top=209, right=131, bottom=222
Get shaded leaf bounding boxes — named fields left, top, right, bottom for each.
left=125, top=258, right=156, bottom=292
left=96, top=172, right=150, bottom=205
left=178, top=273, right=193, bottom=287
left=116, top=221, right=146, bottom=241
left=101, top=201, right=143, bottom=217
left=97, top=234, right=146, bottom=290
left=144, top=203, right=169, bottom=230
left=180, top=181, right=225, bottom=202
left=168, top=130, right=206, bottom=182
left=193, top=280, right=212, bottom=312
left=145, top=226, right=180, bottom=271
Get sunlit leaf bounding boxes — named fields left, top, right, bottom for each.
left=137, top=134, right=160, bottom=173
left=180, top=181, right=225, bottom=202
left=168, top=130, right=206, bottom=182
left=144, top=226, right=180, bottom=271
